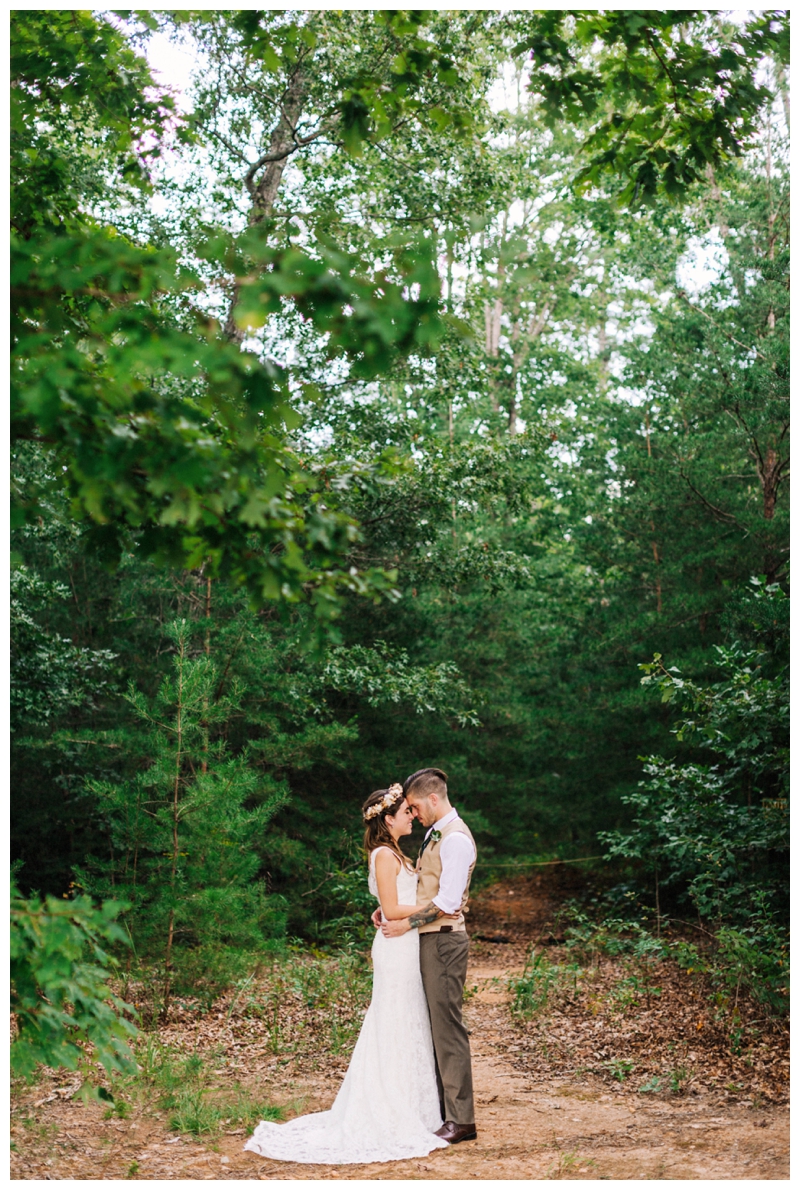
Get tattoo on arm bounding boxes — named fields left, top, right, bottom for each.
left=408, top=902, right=444, bottom=930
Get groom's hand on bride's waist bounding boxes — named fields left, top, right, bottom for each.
left=370, top=907, right=382, bottom=929
left=380, top=904, right=459, bottom=936
left=380, top=916, right=412, bottom=937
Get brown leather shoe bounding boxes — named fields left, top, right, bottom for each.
left=435, top=1121, right=477, bottom=1144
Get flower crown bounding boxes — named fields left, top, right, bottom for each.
left=363, top=783, right=404, bottom=822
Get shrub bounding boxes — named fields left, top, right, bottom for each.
left=600, top=580, right=788, bottom=1012
left=315, top=861, right=378, bottom=948
left=510, top=950, right=581, bottom=1017
left=10, top=880, right=137, bottom=1082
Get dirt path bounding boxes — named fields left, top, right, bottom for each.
left=11, top=869, right=789, bottom=1180
left=220, top=954, right=788, bottom=1181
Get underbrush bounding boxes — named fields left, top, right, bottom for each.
left=118, top=940, right=288, bottom=1024
left=558, top=900, right=789, bottom=1019
left=509, top=951, right=584, bottom=1016
left=122, top=942, right=374, bottom=1060
left=230, top=946, right=373, bottom=1061
left=504, top=902, right=789, bottom=1103
left=12, top=942, right=374, bottom=1139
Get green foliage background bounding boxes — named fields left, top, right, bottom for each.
left=11, top=10, right=788, bottom=1028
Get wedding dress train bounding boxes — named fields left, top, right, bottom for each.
left=244, top=847, right=448, bottom=1164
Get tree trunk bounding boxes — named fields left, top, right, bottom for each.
left=507, top=302, right=550, bottom=435
left=757, top=446, right=783, bottom=582
left=776, top=65, right=790, bottom=131
left=223, top=67, right=308, bottom=344
left=162, top=634, right=185, bottom=1021
left=766, top=115, right=776, bottom=331
left=484, top=215, right=509, bottom=413
left=509, top=317, right=521, bottom=436
left=651, top=529, right=662, bottom=615
left=484, top=297, right=502, bottom=413
left=759, top=446, right=781, bottom=521
left=484, top=297, right=502, bottom=358
left=202, top=573, right=211, bottom=775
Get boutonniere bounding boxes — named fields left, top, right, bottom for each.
left=419, top=827, right=442, bottom=858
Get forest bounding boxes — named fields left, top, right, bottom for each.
left=10, top=10, right=789, bottom=1165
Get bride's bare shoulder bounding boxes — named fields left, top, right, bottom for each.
left=371, top=845, right=401, bottom=868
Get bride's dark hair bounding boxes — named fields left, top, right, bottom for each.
left=362, top=788, right=414, bottom=870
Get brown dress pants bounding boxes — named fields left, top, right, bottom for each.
left=419, top=931, right=475, bottom=1126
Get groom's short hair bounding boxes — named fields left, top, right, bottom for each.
left=404, top=768, right=448, bottom=801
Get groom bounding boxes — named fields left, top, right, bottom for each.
left=378, top=768, right=477, bottom=1145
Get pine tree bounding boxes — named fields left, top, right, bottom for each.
left=76, top=620, right=288, bottom=1015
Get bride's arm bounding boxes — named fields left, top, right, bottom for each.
left=374, top=850, right=418, bottom=920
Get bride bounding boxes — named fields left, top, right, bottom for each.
left=244, top=783, right=450, bottom=1165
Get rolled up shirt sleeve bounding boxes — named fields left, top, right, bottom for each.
left=432, top=832, right=476, bottom=914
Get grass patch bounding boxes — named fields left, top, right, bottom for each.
left=605, top=1058, right=634, bottom=1082
left=668, top=1065, right=690, bottom=1094
left=165, top=1086, right=282, bottom=1137
left=107, top=1039, right=286, bottom=1138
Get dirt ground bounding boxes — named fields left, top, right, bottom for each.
left=10, top=866, right=789, bottom=1180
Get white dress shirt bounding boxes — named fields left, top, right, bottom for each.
left=423, top=807, right=476, bottom=915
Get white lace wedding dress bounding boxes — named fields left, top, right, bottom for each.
left=244, top=847, right=448, bottom=1165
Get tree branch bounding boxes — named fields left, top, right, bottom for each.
left=675, top=291, right=770, bottom=363
left=679, top=469, right=750, bottom=532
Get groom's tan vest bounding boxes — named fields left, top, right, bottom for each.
left=416, top=815, right=477, bottom=934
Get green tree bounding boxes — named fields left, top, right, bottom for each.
left=514, top=10, right=788, bottom=204
left=75, top=620, right=289, bottom=1013
left=601, top=577, right=788, bottom=925
left=9, top=12, right=789, bottom=1019
left=11, top=10, right=457, bottom=620
left=11, top=564, right=116, bottom=733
